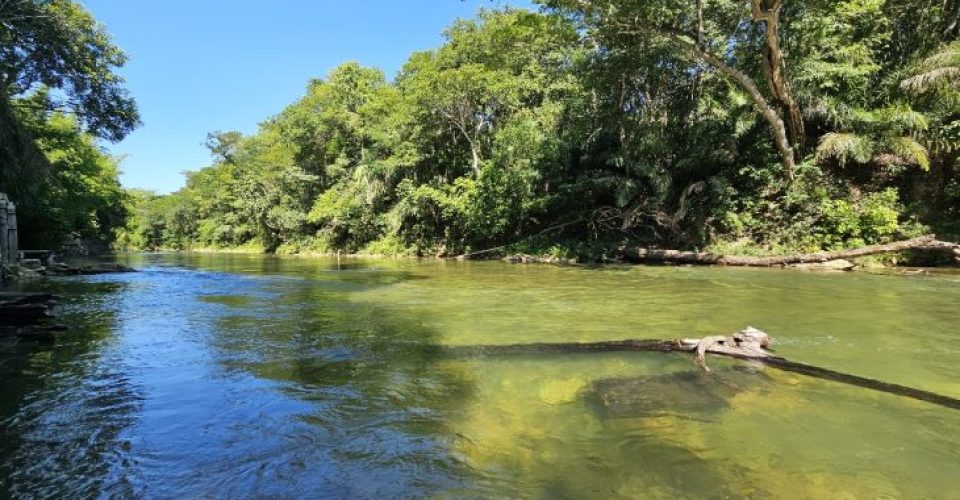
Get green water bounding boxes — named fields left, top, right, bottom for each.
left=1, top=254, right=959, bottom=498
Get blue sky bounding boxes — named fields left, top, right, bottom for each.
left=81, top=0, right=534, bottom=193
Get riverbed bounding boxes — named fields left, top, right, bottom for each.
left=1, top=254, right=958, bottom=497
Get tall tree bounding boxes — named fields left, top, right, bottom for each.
left=0, top=0, right=139, bottom=141
left=542, top=0, right=801, bottom=179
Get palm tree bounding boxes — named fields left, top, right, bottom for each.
left=815, top=105, right=931, bottom=170
left=901, top=41, right=960, bottom=95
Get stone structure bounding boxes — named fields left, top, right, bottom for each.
left=0, top=193, right=18, bottom=265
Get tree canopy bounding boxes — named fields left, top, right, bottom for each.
left=0, top=0, right=138, bottom=248
left=106, top=3, right=959, bottom=259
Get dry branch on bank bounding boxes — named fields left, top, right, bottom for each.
left=619, top=235, right=960, bottom=267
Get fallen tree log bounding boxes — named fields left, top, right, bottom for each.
left=444, top=327, right=772, bottom=369
left=620, top=235, right=960, bottom=267
left=445, top=327, right=960, bottom=411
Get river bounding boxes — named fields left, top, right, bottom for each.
left=1, top=254, right=959, bottom=498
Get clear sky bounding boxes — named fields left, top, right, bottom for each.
left=81, top=0, right=534, bottom=194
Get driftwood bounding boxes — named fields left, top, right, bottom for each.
left=620, top=235, right=960, bottom=267
left=446, top=327, right=960, bottom=411
left=445, top=327, right=773, bottom=369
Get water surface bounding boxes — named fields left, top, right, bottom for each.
left=1, top=254, right=959, bottom=498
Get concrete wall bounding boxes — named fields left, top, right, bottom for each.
left=0, top=193, right=18, bottom=264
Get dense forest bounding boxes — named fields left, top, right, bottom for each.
left=1, top=0, right=138, bottom=250
left=3, top=1, right=959, bottom=260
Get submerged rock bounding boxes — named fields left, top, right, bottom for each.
left=790, top=259, right=856, bottom=271
left=589, top=367, right=772, bottom=419
left=44, top=262, right=135, bottom=276
left=503, top=254, right=578, bottom=265
left=0, top=292, right=64, bottom=342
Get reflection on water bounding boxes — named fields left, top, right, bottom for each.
left=1, top=253, right=959, bottom=497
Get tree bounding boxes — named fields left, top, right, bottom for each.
left=901, top=41, right=960, bottom=95
left=125, top=4, right=960, bottom=257
left=8, top=93, right=127, bottom=247
left=0, top=0, right=139, bottom=141
left=541, top=0, right=801, bottom=179
left=405, top=59, right=519, bottom=175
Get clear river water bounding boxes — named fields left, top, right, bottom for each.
left=1, top=253, right=959, bottom=498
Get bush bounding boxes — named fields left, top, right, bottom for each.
left=362, top=234, right=412, bottom=256
left=816, top=188, right=901, bottom=249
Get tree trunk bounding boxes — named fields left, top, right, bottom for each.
left=751, top=0, right=805, bottom=157
left=471, top=144, right=480, bottom=175
left=944, top=0, right=960, bottom=39
left=620, top=235, right=960, bottom=267
left=668, top=34, right=797, bottom=180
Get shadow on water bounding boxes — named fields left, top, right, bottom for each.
left=189, top=276, right=481, bottom=496
left=207, top=290, right=755, bottom=497
left=125, top=252, right=428, bottom=289
left=37, top=256, right=480, bottom=496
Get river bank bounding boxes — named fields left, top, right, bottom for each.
left=119, top=234, right=960, bottom=272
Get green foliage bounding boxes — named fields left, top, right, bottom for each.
left=4, top=95, right=128, bottom=248
left=0, top=1, right=137, bottom=252
left=709, top=162, right=924, bottom=253
left=0, top=0, right=139, bottom=141
left=814, top=105, right=932, bottom=170
left=901, top=41, right=960, bottom=95
left=307, top=181, right=381, bottom=252
left=115, top=190, right=197, bottom=251
left=124, top=5, right=959, bottom=263
left=362, top=234, right=412, bottom=256
left=816, top=189, right=902, bottom=249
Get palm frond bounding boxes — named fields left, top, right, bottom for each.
left=916, top=41, right=960, bottom=72
left=901, top=67, right=960, bottom=93
left=901, top=41, right=960, bottom=94
left=816, top=132, right=873, bottom=166
left=875, top=105, right=929, bottom=134
left=885, top=136, right=930, bottom=171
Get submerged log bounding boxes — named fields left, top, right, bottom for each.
left=620, top=235, right=960, bottom=267
left=761, top=357, right=960, bottom=410
left=448, top=327, right=960, bottom=411
left=446, top=327, right=771, bottom=371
